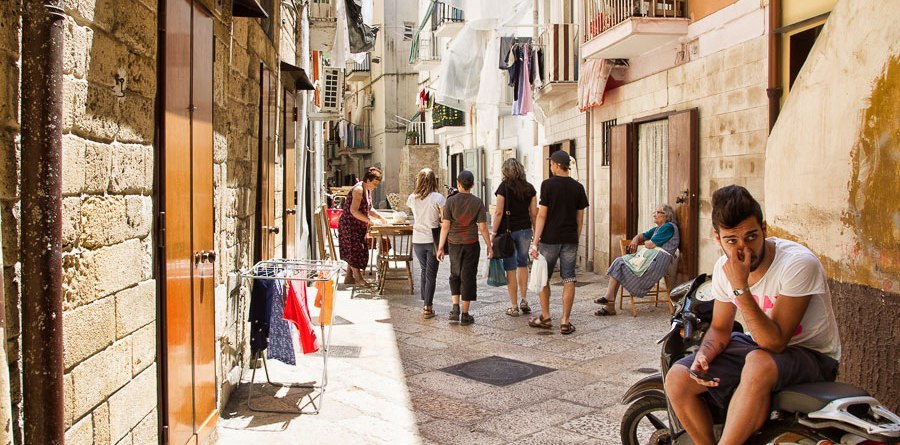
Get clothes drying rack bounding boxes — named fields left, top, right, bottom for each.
left=238, top=258, right=345, bottom=415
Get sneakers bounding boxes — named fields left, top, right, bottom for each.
left=448, top=305, right=460, bottom=322
left=459, top=313, right=475, bottom=326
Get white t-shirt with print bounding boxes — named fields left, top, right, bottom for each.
left=712, top=237, right=841, bottom=360
left=407, top=192, right=446, bottom=244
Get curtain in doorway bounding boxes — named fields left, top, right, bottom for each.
left=637, top=120, right=668, bottom=228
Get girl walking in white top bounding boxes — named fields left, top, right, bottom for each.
left=406, top=168, right=446, bottom=319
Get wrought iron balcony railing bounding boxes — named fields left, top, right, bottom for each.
left=583, top=0, right=686, bottom=42
left=431, top=2, right=464, bottom=32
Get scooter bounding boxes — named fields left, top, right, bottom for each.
left=620, top=274, right=900, bottom=445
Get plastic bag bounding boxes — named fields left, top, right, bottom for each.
left=486, top=258, right=508, bottom=287
left=528, top=253, right=548, bottom=293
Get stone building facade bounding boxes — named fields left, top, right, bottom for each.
left=0, top=0, right=323, bottom=443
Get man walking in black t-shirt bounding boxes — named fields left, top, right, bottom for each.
left=437, top=170, right=493, bottom=326
left=529, top=151, right=589, bottom=335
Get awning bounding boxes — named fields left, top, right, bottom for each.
left=280, top=61, right=316, bottom=91
left=233, top=0, right=268, bottom=18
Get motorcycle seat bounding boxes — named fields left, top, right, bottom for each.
left=773, top=382, right=870, bottom=414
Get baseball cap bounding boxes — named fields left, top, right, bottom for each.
left=457, top=170, right=475, bottom=189
left=548, top=150, right=571, bottom=166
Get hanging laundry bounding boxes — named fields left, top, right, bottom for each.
left=314, top=279, right=335, bottom=326
left=517, top=43, right=534, bottom=115
left=249, top=278, right=276, bottom=356
left=267, top=281, right=296, bottom=365
left=283, top=282, right=320, bottom=354
left=531, top=46, right=544, bottom=90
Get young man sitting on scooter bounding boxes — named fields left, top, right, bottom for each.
left=665, top=185, right=841, bottom=445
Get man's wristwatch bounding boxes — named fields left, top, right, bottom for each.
left=733, top=287, right=750, bottom=297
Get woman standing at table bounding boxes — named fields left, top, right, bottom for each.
left=407, top=168, right=446, bottom=319
left=339, top=167, right=388, bottom=287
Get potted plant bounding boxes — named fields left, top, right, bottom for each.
left=405, top=129, right=418, bottom=145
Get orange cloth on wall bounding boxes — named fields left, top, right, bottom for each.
left=314, top=280, right=335, bottom=325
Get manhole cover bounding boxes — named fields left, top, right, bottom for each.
left=440, top=356, right=555, bottom=386
left=635, top=367, right=657, bottom=374
left=312, top=315, right=352, bottom=326
left=322, top=345, right=361, bottom=358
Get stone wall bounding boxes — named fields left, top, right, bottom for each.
left=55, top=0, right=158, bottom=443
left=590, top=35, right=769, bottom=274
left=765, top=0, right=899, bottom=408
left=399, top=144, right=442, bottom=213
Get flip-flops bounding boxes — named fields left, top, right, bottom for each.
left=593, top=297, right=609, bottom=305
left=595, top=306, right=616, bottom=316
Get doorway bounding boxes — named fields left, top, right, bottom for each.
left=609, top=109, right=698, bottom=282
left=283, top=90, right=297, bottom=259
left=160, top=1, right=217, bottom=443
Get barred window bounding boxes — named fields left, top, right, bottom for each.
left=601, top=118, right=616, bottom=166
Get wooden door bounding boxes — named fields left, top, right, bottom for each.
left=162, top=1, right=216, bottom=444
left=609, top=123, right=635, bottom=265
left=667, top=109, right=699, bottom=282
left=283, top=91, right=297, bottom=258
left=256, top=66, right=278, bottom=261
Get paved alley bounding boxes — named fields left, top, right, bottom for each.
left=217, top=254, right=675, bottom=445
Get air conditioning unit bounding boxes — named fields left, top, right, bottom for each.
left=320, top=67, right=344, bottom=113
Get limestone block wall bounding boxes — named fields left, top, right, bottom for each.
left=49, top=1, right=158, bottom=443
left=590, top=35, right=769, bottom=274
left=399, top=145, right=442, bottom=213
left=211, top=8, right=283, bottom=411
left=764, top=0, right=899, bottom=410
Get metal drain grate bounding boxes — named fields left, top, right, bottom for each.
left=440, top=356, right=555, bottom=386
left=322, top=345, right=362, bottom=358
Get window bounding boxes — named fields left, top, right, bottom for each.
left=403, top=23, right=414, bottom=40
left=788, top=24, right=823, bottom=89
left=601, top=118, right=616, bottom=166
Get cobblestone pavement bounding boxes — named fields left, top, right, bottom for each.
left=217, top=254, right=675, bottom=444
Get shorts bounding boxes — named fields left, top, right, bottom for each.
left=502, top=229, right=533, bottom=271
left=539, top=243, right=578, bottom=283
left=675, top=332, right=839, bottom=410
left=448, top=243, right=480, bottom=301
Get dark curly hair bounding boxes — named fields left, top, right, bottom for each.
left=711, top=185, right=763, bottom=232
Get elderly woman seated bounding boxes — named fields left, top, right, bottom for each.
left=595, top=204, right=680, bottom=316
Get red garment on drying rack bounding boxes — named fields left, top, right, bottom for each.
left=283, top=282, right=320, bottom=354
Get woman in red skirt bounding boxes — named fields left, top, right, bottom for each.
left=338, top=167, right=387, bottom=286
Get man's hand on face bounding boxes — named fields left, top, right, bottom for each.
left=723, top=245, right=752, bottom=290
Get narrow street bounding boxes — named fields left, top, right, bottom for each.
left=218, top=255, right=672, bottom=444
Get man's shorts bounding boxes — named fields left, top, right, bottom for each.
left=538, top=243, right=578, bottom=283
left=675, top=332, right=839, bottom=410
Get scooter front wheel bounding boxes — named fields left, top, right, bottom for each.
left=621, top=395, right=671, bottom=445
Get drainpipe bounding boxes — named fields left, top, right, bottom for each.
left=766, top=0, right=782, bottom=132
left=20, top=1, right=66, bottom=444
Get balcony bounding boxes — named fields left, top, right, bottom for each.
left=431, top=2, right=464, bottom=39
left=309, top=0, right=337, bottom=50
left=581, top=0, right=688, bottom=60
left=405, top=121, right=433, bottom=146
left=411, top=37, right=442, bottom=71
left=346, top=54, right=371, bottom=82
left=534, top=23, right=579, bottom=110
left=432, top=103, right=465, bottom=135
